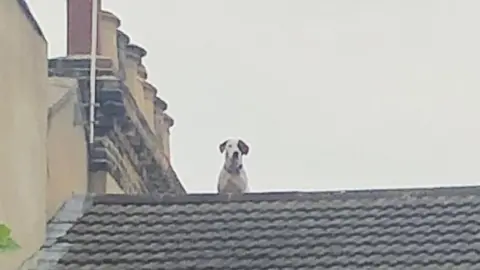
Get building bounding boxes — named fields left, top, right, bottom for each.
left=0, top=1, right=184, bottom=269
left=4, top=1, right=480, bottom=269
left=33, top=186, right=480, bottom=269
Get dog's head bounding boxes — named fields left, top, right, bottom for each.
left=219, top=138, right=249, bottom=173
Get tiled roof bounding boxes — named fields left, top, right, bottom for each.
left=39, top=186, right=480, bottom=269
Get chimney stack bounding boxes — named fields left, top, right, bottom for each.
left=67, top=0, right=101, bottom=55
left=99, top=10, right=121, bottom=72
left=154, top=97, right=174, bottom=161
left=124, top=44, right=146, bottom=111
left=142, top=80, right=157, bottom=131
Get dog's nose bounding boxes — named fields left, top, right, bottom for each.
left=232, top=151, right=239, bottom=158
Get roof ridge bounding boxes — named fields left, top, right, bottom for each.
left=91, top=184, right=480, bottom=205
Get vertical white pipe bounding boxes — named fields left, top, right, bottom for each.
left=89, top=0, right=99, bottom=144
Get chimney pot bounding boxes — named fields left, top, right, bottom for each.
left=155, top=97, right=168, bottom=112
left=126, top=44, right=147, bottom=64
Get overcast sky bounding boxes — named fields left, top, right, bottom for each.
left=27, top=0, right=480, bottom=193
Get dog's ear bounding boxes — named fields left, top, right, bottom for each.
left=219, top=140, right=228, bottom=153
left=237, top=140, right=249, bottom=155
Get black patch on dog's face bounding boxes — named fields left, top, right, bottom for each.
left=219, top=139, right=250, bottom=157
left=219, top=140, right=228, bottom=153
left=237, top=140, right=249, bottom=155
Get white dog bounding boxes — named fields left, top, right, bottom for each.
left=217, top=138, right=250, bottom=194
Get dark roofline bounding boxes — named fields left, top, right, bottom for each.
left=17, top=0, right=46, bottom=41
left=92, top=184, right=480, bottom=205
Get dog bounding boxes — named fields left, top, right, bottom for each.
left=217, top=138, right=250, bottom=194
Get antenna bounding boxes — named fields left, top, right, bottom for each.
left=88, top=0, right=99, bottom=144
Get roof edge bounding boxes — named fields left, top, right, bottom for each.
left=92, top=184, right=480, bottom=205
left=33, top=194, right=94, bottom=270
left=17, top=0, right=46, bottom=41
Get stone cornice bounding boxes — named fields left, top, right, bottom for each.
left=47, top=56, right=186, bottom=195
left=119, top=81, right=184, bottom=193
left=48, top=55, right=114, bottom=78
left=90, top=135, right=149, bottom=194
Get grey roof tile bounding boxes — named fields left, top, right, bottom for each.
left=52, top=186, right=480, bottom=269
left=33, top=195, right=93, bottom=270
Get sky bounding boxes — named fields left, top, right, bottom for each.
left=27, top=0, right=480, bottom=193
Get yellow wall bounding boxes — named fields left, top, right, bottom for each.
left=155, top=108, right=173, bottom=161
left=99, top=10, right=120, bottom=73
left=46, top=77, right=89, bottom=220
left=142, top=81, right=157, bottom=131
left=106, top=173, right=125, bottom=194
left=124, top=55, right=145, bottom=113
left=0, top=1, right=48, bottom=269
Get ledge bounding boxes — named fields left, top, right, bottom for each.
left=48, top=55, right=114, bottom=76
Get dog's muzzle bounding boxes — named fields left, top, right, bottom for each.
left=225, top=152, right=242, bottom=174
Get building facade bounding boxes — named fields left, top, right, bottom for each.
left=0, top=1, right=185, bottom=269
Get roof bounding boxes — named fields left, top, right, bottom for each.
left=36, top=185, right=480, bottom=269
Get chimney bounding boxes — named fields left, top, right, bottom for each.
left=154, top=97, right=174, bottom=160
left=141, top=79, right=157, bottom=131
left=67, top=0, right=101, bottom=55
left=116, top=30, right=130, bottom=82
left=98, top=10, right=121, bottom=72
left=124, top=44, right=146, bottom=111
